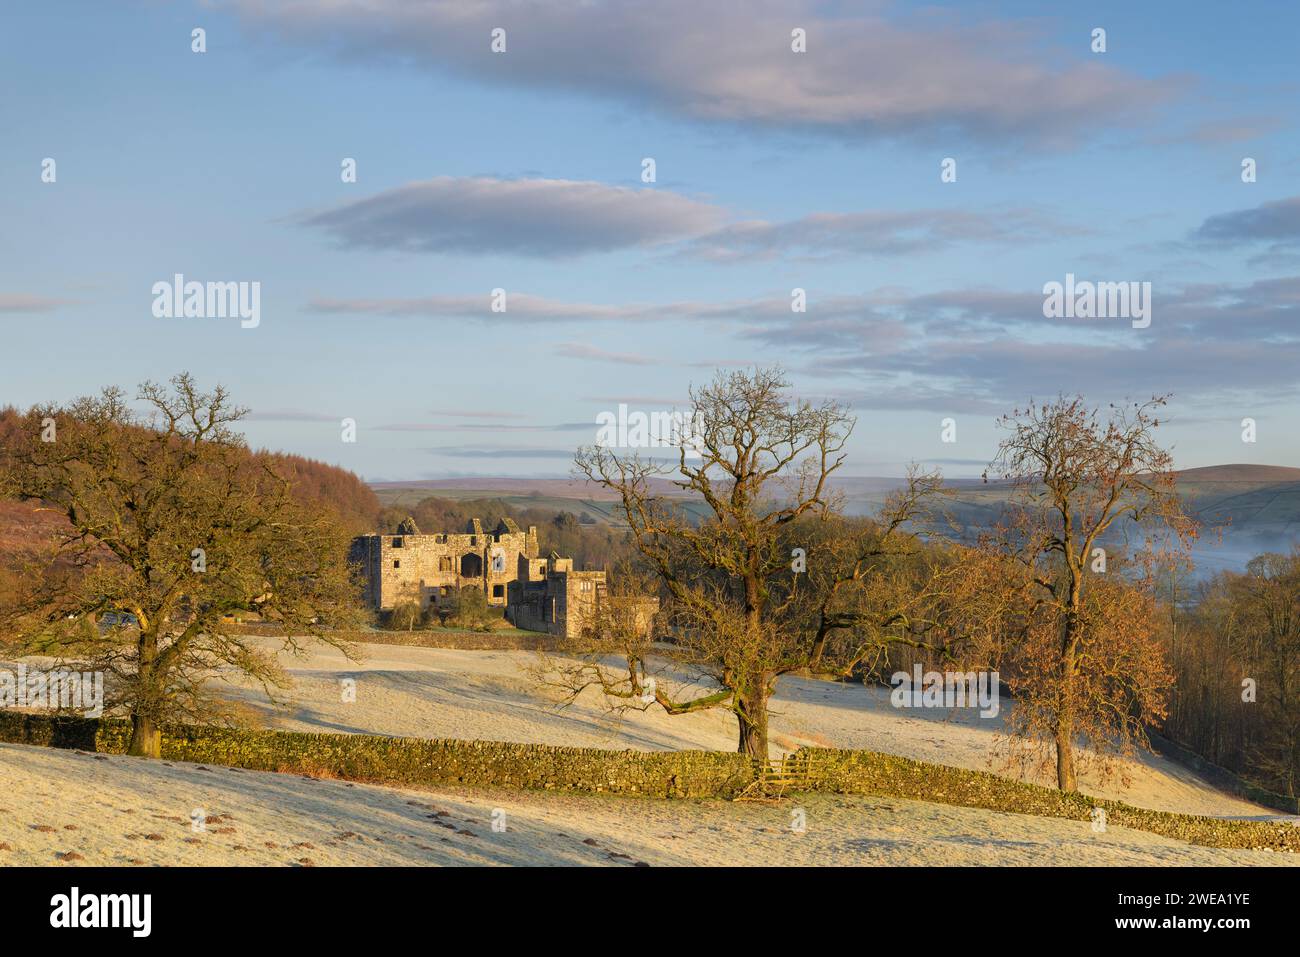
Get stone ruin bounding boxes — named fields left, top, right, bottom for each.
left=352, top=517, right=657, bottom=639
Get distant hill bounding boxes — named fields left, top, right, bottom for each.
left=836, top=465, right=1300, bottom=578
left=370, top=476, right=704, bottom=524
left=371, top=476, right=691, bottom=501
left=1171, top=464, right=1300, bottom=484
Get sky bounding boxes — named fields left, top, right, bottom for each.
left=3, top=0, right=1300, bottom=481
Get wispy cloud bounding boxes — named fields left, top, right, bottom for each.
left=0, top=294, right=72, bottom=313
left=229, top=0, right=1183, bottom=148
left=308, top=292, right=682, bottom=322
left=1153, top=115, right=1283, bottom=146
left=245, top=409, right=339, bottom=423
left=317, top=277, right=1300, bottom=414
left=687, top=207, right=1081, bottom=261
left=1194, top=196, right=1300, bottom=247
left=307, top=287, right=1041, bottom=329
left=295, top=176, right=724, bottom=257
left=787, top=277, right=1300, bottom=412
left=554, top=342, right=662, bottom=365
left=423, top=445, right=578, bottom=460
left=581, top=395, right=686, bottom=406
left=374, top=422, right=590, bottom=433
left=427, top=408, right=527, bottom=420
left=296, top=175, right=1077, bottom=261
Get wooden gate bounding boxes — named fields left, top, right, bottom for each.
left=733, top=750, right=816, bottom=802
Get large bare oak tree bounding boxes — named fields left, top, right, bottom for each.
left=572, top=368, right=1001, bottom=757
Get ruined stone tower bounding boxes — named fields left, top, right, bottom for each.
left=352, top=517, right=539, bottom=610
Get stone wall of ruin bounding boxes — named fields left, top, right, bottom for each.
left=354, top=525, right=538, bottom=610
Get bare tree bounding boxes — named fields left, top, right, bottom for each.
left=571, top=368, right=998, bottom=757
left=0, top=374, right=363, bottom=757
left=574, top=368, right=849, bottom=756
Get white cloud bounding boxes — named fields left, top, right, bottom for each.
left=296, top=176, right=724, bottom=257
left=228, top=0, right=1182, bottom=147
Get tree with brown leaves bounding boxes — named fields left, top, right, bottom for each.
left=0, top=374, right=363, bottom=757
left=982, top=395, right=1195, bottom=790
left=1170, top=551, right=1300, bottom=797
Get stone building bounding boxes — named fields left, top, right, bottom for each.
left=352, top=517, right=659, bottom=640
left=508, top=552, right=659, bottom=640
left=351, top=516, right=539, bottom=611
left=507, top=551, right=608, bottom=639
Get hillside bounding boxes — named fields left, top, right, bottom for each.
left=1173, top=465, right=1300, bottom=484
left=6, top=632, right=1296, bottom=866
left=202, top=639, right=1277, bottom=819
left=0, top=448, right=379, bottom=574
left=371, top=476, right=695, bottom=502
left=371, top=477, right=711, bottom=527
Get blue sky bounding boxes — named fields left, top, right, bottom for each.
left=3, top=0, right=1300, bottom=481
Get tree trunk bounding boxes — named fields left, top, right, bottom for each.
left=1054, top=714, right=1076, bottom=791
left=736, top=690, right=770, bottom=759
left=130, top=628, right=162, bottom=758
left=127, top=713, right=161, bottom=758
left=736, top=565, right=770, bottom=759
left=1055, top=628, right=1078, bottom=791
